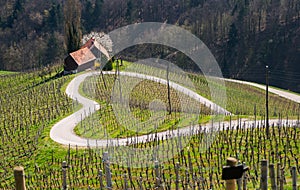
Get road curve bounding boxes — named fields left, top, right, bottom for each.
left=50, top=72, right=299, bottom=147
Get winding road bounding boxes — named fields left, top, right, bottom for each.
left=50, top=72, right=300, bottom=147
left=225, top=78, right=300, bottom=103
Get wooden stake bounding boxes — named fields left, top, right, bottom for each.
left=62, top=161, right=67, bottom=190
left=260, top=160, right=268, bottom=190
left=103, top=152, right=112, bottom=189
left=175, top=162, right=180, bottom=190
left=154, top=160, right=162, bottom=189
left=138, top=177, right=143, bottom=190
left=242, top=162, right=247, bottom=190
left=99, top=170, right=104, bottom=190
left=269, top=164, right=277, bottom=190
left=276, top=163, right=280, bottom=187
left=226, top=157, right=237, bottom=190
left=14, top=166, right=26, bottom=190
left=291, top=166, right=297, bottom=190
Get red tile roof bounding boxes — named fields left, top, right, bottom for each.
left=81, top=38, right=95, bottom=49
left=70, top=47, right=96, bottom=65
left=82, top=37, right=110, bottom=59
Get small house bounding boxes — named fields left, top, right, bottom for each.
left=64, top=47, right=96, bottom=74
left=82, top=37, right=110, bottom=68
left=64, top=37, right=111, bottom=74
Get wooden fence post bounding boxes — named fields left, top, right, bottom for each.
left=291, top=166, right=297, bottom=190
left=260, top=160, right=268, bottom=190
left=276, top=163, right=280, bottom=187
left=175, top=162, right=180, bottom=190
left=226, top=157, right=237, bottom=190
left=269, top=164, right=277, bottom=190
left=237, top=162, right=242, bottom=190
left=155, top=160, right=162, bottom=189
left=103, top=152, right=112, bottom=189
left=279, top=168, right=284, bottom=190
left=62, top=161, right=68, bottom=190
left=123, top=174, right=128, bottom=190
left=138, top=177, right=143, bottom=190
left=14, top=166, right=26, bottom=190
left=99, top=170, right=104, bottom=190
left=242, top=162, right=247, bottom=190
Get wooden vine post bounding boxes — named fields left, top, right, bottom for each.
left=103, top=152, right=112, bottom=189
left=175, top=162, right=180, bottom=190
left=99, top=170, right=104, bottom=190
left=269, top=164, right=277, bottom=190
left=14, top=166, right=26, bottom=190
left=260, top=160, right=268, bottom=190
left=62, top=161, right=68, bottom=190
left=225, top=157, right=237, bottom=190
left=155, top=160, right=163, bottom=190
left=291, top=166, right=297, bottom=190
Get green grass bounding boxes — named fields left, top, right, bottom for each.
left=0, top=70, right=17, bottom=76
left=112, top=59, right=132, bottom=71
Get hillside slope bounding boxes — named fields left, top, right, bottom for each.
left=0, top=0, right=299, bottom=91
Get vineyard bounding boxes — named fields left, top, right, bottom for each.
left=75, top=74, right=211, bottom=139
left=0, top=66, right=79, bottom=188
left=124, top=62, right=299, bottom=117
left=0, top=63, right=299, bottom=189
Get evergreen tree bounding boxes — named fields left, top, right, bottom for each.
left=126, top=0, right=133, bottom=20
left=228, top=23, right=238, bottom=49
left=103, top=57, right=114, bottom=71
left=44, top=33, right=60, bottom=66
left=189, top=0, right=204, bottom=8
left=82, top=0, right=94, bottom=32
left=0, top=17, right=3, bottom=28
left=47, top=4, right=58, bottom=31
left=92, top=0, right=103, bottom=23
left=6, top=0, right=24, bottom=28
left=64, top=0, right=82, bottom=54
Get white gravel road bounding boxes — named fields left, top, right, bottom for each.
left=50, top=72, right=300, bottom=147
left=225, top=79, right=300, bottom=103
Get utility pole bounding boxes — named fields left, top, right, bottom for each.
left=265, top=65, right=269, bottom=138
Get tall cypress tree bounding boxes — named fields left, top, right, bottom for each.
left=6, top=0, right=24, bottom=28
left=83, top=0, right=94, bottom=32
left=64, top=0, right=82, bottom=54
left=44, top=33, right=60, bottom=66
left=92, top=0, right=103, bottom=23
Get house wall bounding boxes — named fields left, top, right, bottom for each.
left=77, top=60, right=96, bottom=72
left=90, top=47, right=101, bottom=58
left=64, top=56, right=78, bottom=71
